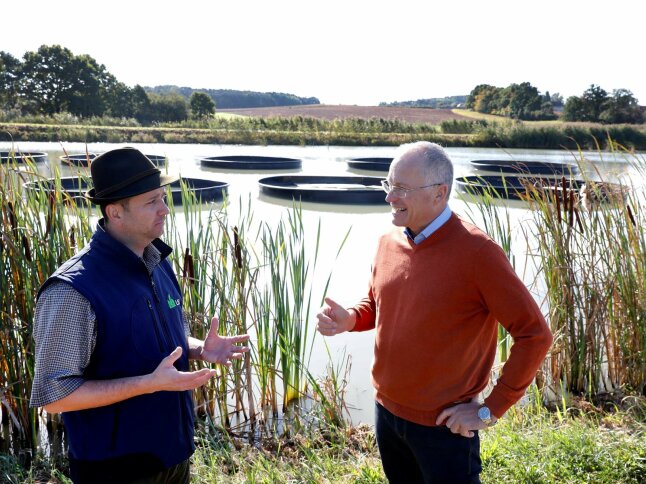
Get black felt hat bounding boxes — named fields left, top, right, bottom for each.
left=85, top=147, right=177, bottom=204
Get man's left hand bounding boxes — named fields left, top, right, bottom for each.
left=435, top=398, right=497, bottom=438
left=198, top=317, right=250, bottom=366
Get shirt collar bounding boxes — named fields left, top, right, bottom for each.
left=405, top=205, right=452, bottom=245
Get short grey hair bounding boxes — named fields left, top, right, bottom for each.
left=396, top=141, right=454, bottom=197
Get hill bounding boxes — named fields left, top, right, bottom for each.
left=217, top=105, right=472, bottom=123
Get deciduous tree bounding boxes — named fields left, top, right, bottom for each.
left=599, top=89, right=643, bottom=124
left=0, top=51, right=21, bottom=109
left=145, top=92, right=188, bottom=123
left=189, top=92, right=215, bottom=119
left=18, top=45, right=115, bottom=117
left=19, top=45, right=79, bottom=114
left=581, top=84, right=608, bottom=121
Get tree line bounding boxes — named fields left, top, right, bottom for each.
left=148, top=85, right=319, bottom=109
left=560, top=85, right=643, bottom=124
left=0, top=45, right=318, bottom=123
left=466, top=82, right=560, bottom=120
left=466, top=82, right=643, bottom=124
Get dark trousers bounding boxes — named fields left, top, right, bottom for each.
left=70, top=456, right=190, bottom=484
left=375, top=402, right=482, bottom=484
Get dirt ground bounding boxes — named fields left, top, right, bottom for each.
left=218, top=104, right=472, bottom=123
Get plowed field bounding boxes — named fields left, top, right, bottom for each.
left=218, top=105, right=470, bottom=124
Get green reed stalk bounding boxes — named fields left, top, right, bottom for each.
left=260, top=212, right=309, bottom=411
left=165, top=186, right=330, bottom=429
left=166, top=187, right=258, bottom=428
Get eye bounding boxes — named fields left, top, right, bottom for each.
left=149, top=194, right=167, bottom=205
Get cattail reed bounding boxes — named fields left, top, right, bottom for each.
left=462, top=146, right=645, bottom=402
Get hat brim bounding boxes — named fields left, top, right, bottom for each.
left=85, top=173, right=179, bottom=204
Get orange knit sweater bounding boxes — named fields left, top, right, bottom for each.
left=352, top=214, right=553, bottom=426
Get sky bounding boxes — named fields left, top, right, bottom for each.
left=2, top=0, right=644, bottom=106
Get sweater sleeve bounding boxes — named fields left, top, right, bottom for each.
left=351, top=245, right=380, bottom=332
left=474, top=240, right=553, bottom=418
left=351, top=286, right=377, bottom=332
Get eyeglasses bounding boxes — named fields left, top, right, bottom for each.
left=380, top=180, right=442, bottom=198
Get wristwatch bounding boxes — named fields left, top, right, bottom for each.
left=477, top=405, right=496, bottom=426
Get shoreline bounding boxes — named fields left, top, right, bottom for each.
left=2, top=121, right=646, bottom=150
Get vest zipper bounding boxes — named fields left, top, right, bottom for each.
left=150, top=278, right=173, bottom=352
left=147, top=299, right=166, bottom=353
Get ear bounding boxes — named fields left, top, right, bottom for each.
left=105, top=202, right=123, bottom=223
left=436, top=184, right=449, bottom=201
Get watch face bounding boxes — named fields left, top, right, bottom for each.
left=478, top=406, right=491, bottom=421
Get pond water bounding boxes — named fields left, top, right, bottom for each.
left=2, top=141, right=643, bottom=427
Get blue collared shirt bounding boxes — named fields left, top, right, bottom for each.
left=405, top=205, right=452, bottom=245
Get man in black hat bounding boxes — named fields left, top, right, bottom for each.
left=30, top=147, right=250, bottom=483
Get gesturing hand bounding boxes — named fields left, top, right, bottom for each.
left=199, top=317, right=250, bottom=366
left=316, top=297, right=356, bottom=336
left=151, top=346, right=217, bottom=391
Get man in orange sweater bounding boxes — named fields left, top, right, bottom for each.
left=317, top=141, right=553, bottom=483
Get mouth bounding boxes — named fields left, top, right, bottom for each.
left=391, top=207, right=407, bottom=214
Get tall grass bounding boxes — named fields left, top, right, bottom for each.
left=440, top=118, right=490, bottom=134
left=259, top=210, right=317, bottom=412
left=165, top=188, right=343, bottom=434
left=0, top=155, right=93, bottom=459
left=166, top=188, right=349, bottom=438
left=526, top=164, right=645, bottom=397
left=462, top=146, right=645, bottom=400
left=472, top=123, right=646, bottom=150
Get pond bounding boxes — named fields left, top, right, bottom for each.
left=1, top=141, right=642, bottom=427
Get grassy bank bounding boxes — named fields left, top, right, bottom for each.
left=0, top=121, right=457, bottom=147
left=3, top=397, right=644, bottom=483
left=2, top=116, right=646, bottom=149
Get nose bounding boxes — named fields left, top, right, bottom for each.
left=159, top=198, right=170, bottom=216
left=385, top=191, right=399, bottom=203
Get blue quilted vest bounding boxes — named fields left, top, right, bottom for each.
left=39, top=222, right=194, bottom=471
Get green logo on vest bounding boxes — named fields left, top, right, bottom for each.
left=167, top=294, right=180, bottom=309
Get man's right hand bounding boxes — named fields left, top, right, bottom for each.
left=149, top=346, right=217, bottom=392
left=43, top=347, right=217, bottom=413
left=316, top=297, right=356, bottom=336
